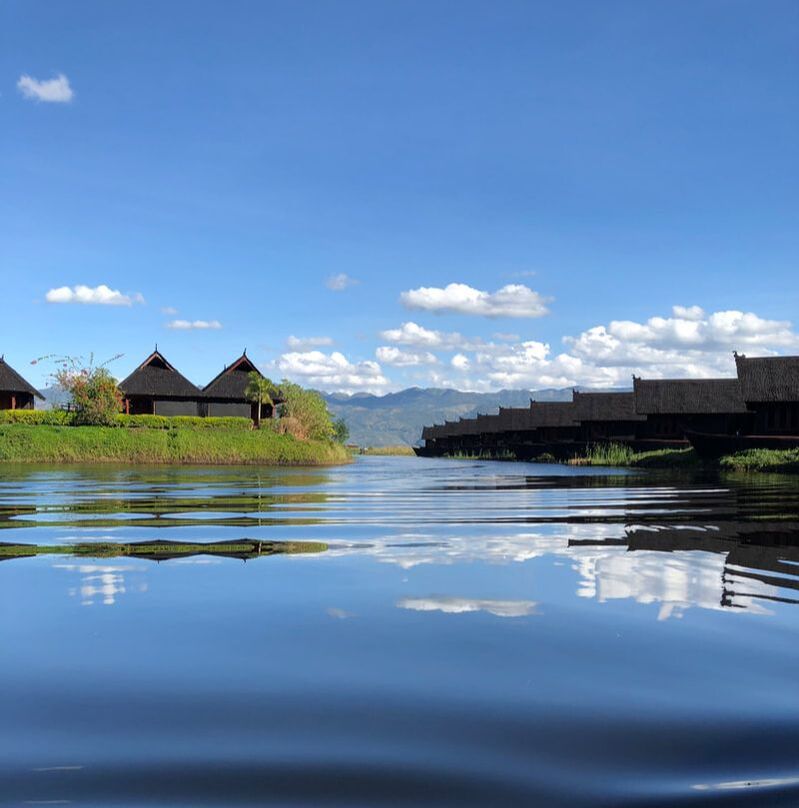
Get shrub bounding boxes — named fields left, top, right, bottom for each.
left=277, top=382, right=334, bottom=442
left=56, top=366, right=122, bottom=426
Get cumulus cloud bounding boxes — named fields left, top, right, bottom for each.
left=167, top=319, right=222, bottom=330
left=397, top=597, right=538, bottom=618
left=326, top=273, right=359, bottom=291
left=161, top=306, right=178, bottom=315
left=426, top=305, right=799, bottom=392
left=379, top=321, right=486, bottom=351
left=375, top=346, right=438, bottom=367
left=46, top=284, right=144, bottom=306
left=277, top=350, right=389, bottom=394
left=287, top=335, right=334, bottom=350
left=17, top=73, right=74, bottom=103
left=400, top=283, right=551, bottom=318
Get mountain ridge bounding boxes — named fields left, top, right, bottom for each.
left=321, top=386, right=576, bottom=447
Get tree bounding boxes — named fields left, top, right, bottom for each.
left=244, top=371, right=276, bottom=428
left=333, top=417, right=349, bottom=444
left=50, top=356, right=124, bottom=426
left=277, top=381, right=334, bottom=441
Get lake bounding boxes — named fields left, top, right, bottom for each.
left=1, top=456, right=798, bottom=806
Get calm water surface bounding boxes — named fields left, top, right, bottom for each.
left=1, top=456, right=799, bottom=806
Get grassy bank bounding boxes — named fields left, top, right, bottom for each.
left=0, top=424, right=351, bottom=466
left=719, top=448, right=799, bottom=473
left=0, top=539, right=327, bottom=560
left=360, top=445, right=416, bottom=456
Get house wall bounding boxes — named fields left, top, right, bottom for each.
left=154, top=399, right=200, bottom=417
left=752, top=403, right=799, bottom=435
left=206, top=401, right=250, bottom=418
left=0, top=392, right=34, bottom=410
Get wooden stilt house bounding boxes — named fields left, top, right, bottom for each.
left=735, top=353, right=799, bottom=435
left=0, top=356, right=44, bottom=410
left=572, top=391, right=646, bottom=443
left=118, top=350, right=203, bottom=416
left=632, top=377, right=750, bottom=442
left=202, top=351, right=282, bottom=420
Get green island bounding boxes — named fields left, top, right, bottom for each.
left=0, top=420, right=350, bottom=465
left=0, top=539, right=328, bottom=560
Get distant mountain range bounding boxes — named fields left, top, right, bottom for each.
left=322, top=387, right=573, bottom=447
left=40, top=383, right=577, bottom=448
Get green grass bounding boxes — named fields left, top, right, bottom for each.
left=569, top=443, right=698, bottom=468
left=0, top=424, right=351, bottom=466
left=360, top=445, right=416, bottom=456
left=719, top=448, right=799, bottom=473
left=0, top=539, right=327, bottom=560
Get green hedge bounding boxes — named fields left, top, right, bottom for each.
left=0, top=410, right=252, bottom=430
left=116, top=414, right=252, bottom=430
left=0, top=410, right=72, bottom=426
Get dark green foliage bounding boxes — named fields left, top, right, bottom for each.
left=333, top=417, right=349, bottom=444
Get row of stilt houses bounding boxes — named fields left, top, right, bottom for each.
left=0, top=350, right=281, bottom=422
left=416, top=353, right=799, bottom=460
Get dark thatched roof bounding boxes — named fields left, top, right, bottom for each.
left=498, top=406, right=533, bottom=430
left=477, top=413, right=503, bottom=434
left=735, top=354, right=799, bottom=403
left=203, top=352, right=283, bottom=402
left=572, top=391, right=646, bottom=423
left=0, top=357, right=44, bottom=399
left=118, top=351, right=202, bottom=399
left=527, top=401, right=579, bottom=428
left=633, top=377, right=747, bottom=415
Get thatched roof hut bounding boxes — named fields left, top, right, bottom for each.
left=118, top=350, right=202, bottom=416
left=0, top=356, right=44, bottom=410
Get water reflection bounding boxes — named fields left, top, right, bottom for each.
left=397, top=597, right=539, bottom=617
left=53, top=562, right=147, bottom=606
left=3, top=458, right=799, bottom=806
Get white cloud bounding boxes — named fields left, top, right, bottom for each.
left=17, top=73, right=74, bottom=103
left=424, top=304, right=799, bottom=392
left=45, top=284, right=144, bottom=306
left=400, top=282, right=551, bottom=318
left=397, top=597, right=538, bottom=618
left=326, top=273, right=359, bottom=291
left=277, top=350, right=389, bottom=394
left=451, top=353, right=470, bottom=371
left=379, top=321, right=486, bottom=351
left=161, top=306, right=178, bottom=316
left=287, top=335, right=334, bottom=350
left=375, top=346, right=438, bottom=367
left=167, top=319, right=222, bottom=330
left=493, top=332, right=520, bottom=342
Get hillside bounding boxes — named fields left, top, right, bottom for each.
left=322, top=387, right=573, bottom=447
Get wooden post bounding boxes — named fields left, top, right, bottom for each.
left=125, top=398, right=130, bottom=415
left=10, top=395, right=15, bottom=411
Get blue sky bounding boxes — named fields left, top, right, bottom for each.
left=2, top=0, right=798, bottom=393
